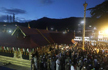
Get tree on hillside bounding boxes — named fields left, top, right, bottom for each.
left=87, top=0, right=108, bottom=29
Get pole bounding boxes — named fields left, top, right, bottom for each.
left=82, top=2, right=88, bottom=50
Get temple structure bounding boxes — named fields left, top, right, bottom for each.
left=0, top=26, right=74, bottom=67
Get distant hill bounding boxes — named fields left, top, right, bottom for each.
left=0, top=17, right=91, bottom=31
left=18, top=17, right=91, bottom=31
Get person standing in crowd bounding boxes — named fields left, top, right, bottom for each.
left=76, top=63, right=80, bottom=70
left=34, top=50, right=39, bottom=59
left=51, top=57, right=56, bottom=70
left=81, top=65, right=87, bottom=70
left=31, top=54, right=34, bottom=70
left=33, top=55, right=38, bottom=70
left=70, top=62, right=75, bottom=70
left=56, top=58, right=60, bottom=70
left=31, top=43, right=108, bottom=70
left=47, top=56, right=50, bottom=70
left=43, top=56, right=47, bottom=70
left=39, top=56, right=42, bottom=70
left=40, top=57, right=44, bottom=70
left=65, top=57, right=70, bottom=70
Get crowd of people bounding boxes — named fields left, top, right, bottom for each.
left=31, top=42, right=108, bottom=70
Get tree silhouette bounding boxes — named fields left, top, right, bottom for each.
left=87, top=0, right=108, bottom=29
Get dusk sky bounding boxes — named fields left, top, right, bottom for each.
left=0, top=0, right=105, bottom=22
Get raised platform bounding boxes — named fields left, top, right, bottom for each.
left=0, top=55, right=31, bottom=68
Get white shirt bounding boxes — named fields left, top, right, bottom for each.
left=33, top=57, right=37, bottom=62
left=56, top=59, right=60, bottom=65
left=71, top=65, right=75, bottom=70
left=102, top=50, right=104, bottom=53
left=94, top=59, right=97, bottom=62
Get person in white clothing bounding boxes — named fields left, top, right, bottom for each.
left=76, top=64, right=80, bottom=70
left=33, top=55, right=37, bottom=70
left=70, top=63, right=75, bottom=70
left=56, top=58, right=60, bottom=70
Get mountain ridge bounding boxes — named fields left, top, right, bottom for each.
left=0, top=17, right=91, bottom=31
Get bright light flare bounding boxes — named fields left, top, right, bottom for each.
left=81, top=21, right=84, bottom=24
left=8, top=30, right=12, bottom=33
left=99, top=28, right=108, bottom=35
left=104, top=29, right=108, bottom=34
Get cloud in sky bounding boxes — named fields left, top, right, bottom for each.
left=1, top=7, right=26, bottom=15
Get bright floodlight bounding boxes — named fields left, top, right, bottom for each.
left=81, top=21, right=84, bottom=24
left=8, top=30, right=12, bottom=33
left=104, top=29, right=108, bottom=34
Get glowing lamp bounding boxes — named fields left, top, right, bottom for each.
left=81, top=21, right=84, bottom=24
left=9, top=30, right=12, bottom=33
left=8, top=30, right=12, bottom=33
left=104, top=29, right=108, bottom=34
